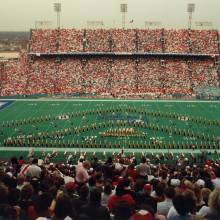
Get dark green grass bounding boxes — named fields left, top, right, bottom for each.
left=0, top=99, right=219, bottom=150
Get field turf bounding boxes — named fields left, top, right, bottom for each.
left=0, top=99, right=220, bottom=161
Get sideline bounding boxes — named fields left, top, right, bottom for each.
left=0, top=147, right=219, bottom=154
left=0, top=98, right=220, bottom=103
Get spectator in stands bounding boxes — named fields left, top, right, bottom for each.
left=193, top=184, right=205, bottom=211
left=0, top=182, right=9, bottom=204
left=103, top=156, right=115, bottom=180
left=112, top=200, right=132, bottom=220
left=52, top=194, right=75, bottom=220
left=131, top=204, right=154, bottom=220
left=101, top=181, right=114, bottom=207
left=212, top=168, right=220, bottom=189
left=1, top=151, right=220, bottom=220
left=25, top=158, right=41, bottom=179
left=197, top=188, right=211, bottom=217
left=151, top=182, right=166, bottom=203
left=65, top=181, right=78, bottom=200
left=132, top=178, right=146, bottom=207
left=157, top=187, right=176, bottom=216
left=199, top=189, right=220, bottom=220
left=201, top=187, right=211, bottom=207
left=19, top=183, right=35, bottom=217
left=34, top=193, right=53, bottom=220
left=127, top=163, right=137, bottom=181
left=79, top=187, right=110, bottom=220
left=108, top=183, right=135, bottom=212
left=0, top=204, right=18, bottom=220
left=168, top=194, right=196, bottom=220
left=75, top=161, right=90, bottom=185
left=71, top=184, right=89, bottom=217
left=136, top=157, right=151, bottom=180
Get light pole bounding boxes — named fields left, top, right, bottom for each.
left=187, top=3, right=195, bottom=30
left=120, top=4, right=127, bottom=29
left=54, top=3, right=61, bottom=29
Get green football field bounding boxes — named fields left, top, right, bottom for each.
left=0, top=99, right=220, bottom=161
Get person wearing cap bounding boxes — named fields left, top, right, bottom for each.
left=65, top=182, right=78, bottom=200
left=142, top=183, right=157, bottom=211
left=108, top=184, right=135, bottom=213
left=143, top=183, right=152, bottom=195
left=127, top=163, right=137, bottom=181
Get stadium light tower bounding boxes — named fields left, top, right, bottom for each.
left=120, top=3, right=127, bottom=29
left=54, top=3, right=61, bottom=29
left=187, top=3, right=195, bottom=30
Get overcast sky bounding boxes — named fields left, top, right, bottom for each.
left=0, top=0, right=219, bottom=31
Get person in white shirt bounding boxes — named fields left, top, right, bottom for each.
left=75, top=161, right=90, bottom=184
left=212, top=169, right=220, bottom=189
left=157, top=187, right=175, bottom=216
left=25, top=158, right=41, bottom=179
left=101, top=182, right=114, bottom=207
left=136, top=157, right=151, bottom=179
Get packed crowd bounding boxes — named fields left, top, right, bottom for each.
left=0, top=55, right=219, bottom=97
left=0, top=152, right=220, bottom=220
left=190, top=30, right=219, bottom=54
left=1, top=28, right=219, bottom=97
left=0, top=51, right=29, bottom=96
left=59, top=29, right=84, bottom=53
left=85, top=29, right=111, bottom=53
left=191, top=60, right=219, bottom=88
left=110, top=29, right=136, bottom=52
left=138, top=29, right=162, bottom=53
left=29, top=29, right=219, bottom=54
left=30, top=29, right=59, bottom=53
left=164, top=30, right=189, bottom=53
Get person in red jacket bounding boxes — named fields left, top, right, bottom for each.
left=127, top=163, right=137, bottom=181
left=108, top=184, right=135, bottom=212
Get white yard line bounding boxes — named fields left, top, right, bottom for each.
left=0, top=147, right=219, bottom=154
left=0, top=99, right=220, bottom=103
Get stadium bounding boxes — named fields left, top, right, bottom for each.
left=1, top=28, right=220, bottom=160
left=0, top=1, right=220, bottom=220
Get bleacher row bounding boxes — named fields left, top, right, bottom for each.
left=0, top=56, right=219, bottom=97
left=30, top=29, right=220, bottom=54
left=0, top=28, right=220, bottom=97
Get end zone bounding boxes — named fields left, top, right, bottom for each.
left=0, top=101, right=13, bottom=111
